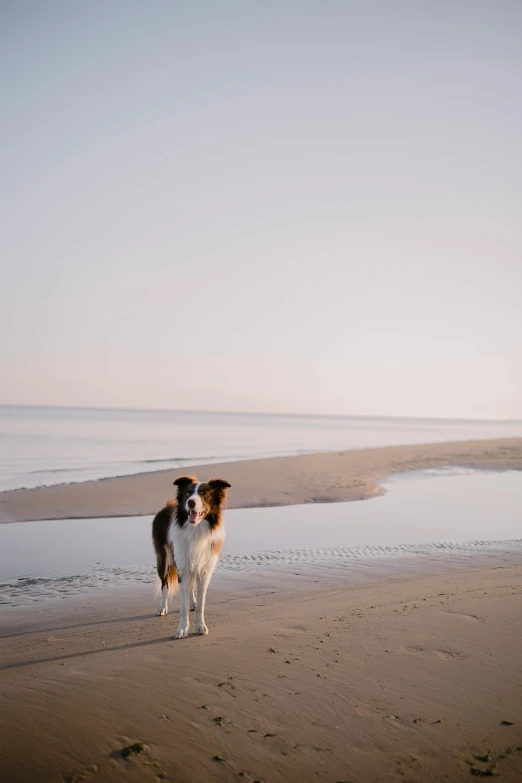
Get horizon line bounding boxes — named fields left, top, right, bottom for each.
left=0, top=402, right=520, bottom=426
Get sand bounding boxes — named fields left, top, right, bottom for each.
left=1, top=564, right=522, bottom=782
left=1, top=437, right=521, bottom=523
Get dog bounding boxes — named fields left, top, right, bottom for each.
left=152, top=476, right=231, bottom=638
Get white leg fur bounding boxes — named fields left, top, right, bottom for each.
left=169, top=515, right=225, bottom=638
left=190, top=576, right=197, bottom=612
left=195, top=571, right=212, bottom=635
left=156, top=584, right=169, bottom=616
left=174, top=578, right=191, bottom=639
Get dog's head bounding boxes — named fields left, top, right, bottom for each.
left=173, top=476, right=231, bottom=526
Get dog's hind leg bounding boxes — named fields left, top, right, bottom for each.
left=152, top=504, right=177, bottom=616
left=157, top=583, right=169, bottom=616
left=156, top=545, right=178, bottom=616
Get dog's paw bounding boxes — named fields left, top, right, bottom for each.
left=195, top=622, right=208, bottom=635
left=156, top=606, right=168, bottom=616
left=174, top=626, right=189, bottom=639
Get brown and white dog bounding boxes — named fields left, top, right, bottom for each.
left=152, top=476, right=231, bottom=638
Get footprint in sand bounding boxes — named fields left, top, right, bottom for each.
left=439, top=610, right=483, bottom=623
left=406, top=645, right=465, bottom=660
left=434, top=649, right=465, bottom=660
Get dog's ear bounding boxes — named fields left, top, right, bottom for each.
left=208, top=478, right=231, bottom=490
left=173, top=476, right=197, bottom=488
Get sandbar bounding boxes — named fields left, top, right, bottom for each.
left=1, top=437, right=521, bottom=523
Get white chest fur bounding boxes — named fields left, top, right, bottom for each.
left=169, top=518, right=225, bottom=579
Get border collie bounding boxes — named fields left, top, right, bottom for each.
left=152, top=476, right=231, bottom=638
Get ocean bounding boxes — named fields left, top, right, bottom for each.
left=1, top=405, right=521, bottom=492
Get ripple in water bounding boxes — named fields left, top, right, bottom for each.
left=2, top=538, right=522, bottom=606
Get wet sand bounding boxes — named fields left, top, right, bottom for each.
left=1, top=564, right=522, bottom=782
left=1, top=437, right=521, bottom=523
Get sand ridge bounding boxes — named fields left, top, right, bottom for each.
left=1, top=437, right=521, bottom=523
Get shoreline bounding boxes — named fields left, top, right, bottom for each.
left=3, top=535, right=522, bottom=613
left=1, top=437, right=521, bottom=523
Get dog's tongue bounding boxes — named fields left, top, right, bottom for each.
left=189, top=509, right=198, bottom=523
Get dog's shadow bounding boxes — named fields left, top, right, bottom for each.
left=0, top=629, right=189, bottom=672
left=0, top=611, right=191, bottom=671
left=0, top=613, right=158, bottom=641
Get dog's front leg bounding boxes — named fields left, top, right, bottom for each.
left=190, top=574, right=197, bottom=612
left=195, top=571, right=213, bottom=635
left=174, top=574, right=191, bottom=639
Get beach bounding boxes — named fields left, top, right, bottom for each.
left=1, top=565, right=522, bottom=782
left=1, top=438, right=522, bottom=782
left=1, top=437, right=521, bottom=523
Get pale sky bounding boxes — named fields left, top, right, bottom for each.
left=1, top=1, right=521, bottom=419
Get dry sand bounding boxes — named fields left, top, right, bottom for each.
left=1, top=437, right=521, bottom=523
left=1, top=564, right=522, bottom=782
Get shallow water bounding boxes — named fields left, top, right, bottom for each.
left=2, top=404, right=522, bottom=491
left=1, top=469, right=520, bottom=607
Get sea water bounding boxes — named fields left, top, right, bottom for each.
left=1, top=469, right=520, bottom=606
left=1, top=405, right=521, bottom=491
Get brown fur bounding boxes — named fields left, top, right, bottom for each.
left=173, top=477, right=230, bottom=530
left=152, top=477, right=231, bottom=591
left=151, top=503, right=178, bottom=590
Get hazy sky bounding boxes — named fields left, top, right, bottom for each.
left=1, top=1, right=521, bottom=419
